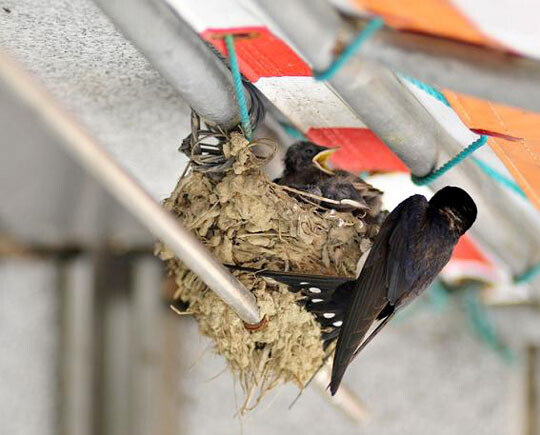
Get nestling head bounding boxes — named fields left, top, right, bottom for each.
left=284, top=141, right=335, bottom=174
left=429, top=186, right=477, bottom=234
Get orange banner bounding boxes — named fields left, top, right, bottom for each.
left=352, top=0, right=504, bottom=50
left=444, top=91, right=540, bottom=210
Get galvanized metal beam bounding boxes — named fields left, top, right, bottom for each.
left=352, top=19, right=540, bottom=113
left=93, top=0, right=242, bottom=129
left=314, top=365, right=369, bottom=424
left=255, top=0, right=450, bottom=177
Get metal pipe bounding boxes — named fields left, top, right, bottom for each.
left=354, top=20, right=540, bottom=113
left=253, top=0, right=341, bottom=72
left=255, top=0, right=455, bottom=177
left=329, top=60, right=447, bottom=177
left=93, top=0, right=242, bottom=129
left=0, top=50, right=261, bottom=324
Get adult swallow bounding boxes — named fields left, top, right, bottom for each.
left=275, top=141, right=382, bottom=215
left=329, top=186, right=477, bottom=394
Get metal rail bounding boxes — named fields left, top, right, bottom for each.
left=352, top=18, right=540, bottom=113
left=93, top=0, right=243, bottom=129
left=314, top=365, right=369, bottom=424
left=0, top=50, right=262, bottom=324
left=255, top=0, right=452, bottom=178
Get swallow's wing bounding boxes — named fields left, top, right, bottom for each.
left=229, top=267, right=351, bottom=295
left=330, top=195, right=428, bottom=394
left=384, top=196, right=432, bottom=303
left=227, top=266, right=356, bottom=334
left=248, top=269, right=354, bottom=324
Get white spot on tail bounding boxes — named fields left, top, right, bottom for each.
left=333, top=320, right=343, bottom=327
left=309, top=287, right=321, bottom=294
left=311, top=298, right=323, bottom=303
left=323, top=312, right=336, bottom=319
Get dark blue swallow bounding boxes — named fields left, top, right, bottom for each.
left=236, top=186, right=477, bottom=395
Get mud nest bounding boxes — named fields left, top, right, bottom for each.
left=156, top=132, right=383, bottom=410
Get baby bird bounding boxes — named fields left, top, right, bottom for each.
left=275, top=141, right=382, bottom=216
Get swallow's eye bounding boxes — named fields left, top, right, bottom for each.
left=304, top=148, right=316, bottom=156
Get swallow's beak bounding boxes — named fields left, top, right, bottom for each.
left=312, top=148, right=338, bottom=175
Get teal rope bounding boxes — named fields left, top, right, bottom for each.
left=514, top=263, right=540, bottom=284
left=279, top=122, right=307, bottom=140
left=312, top=26, right=514, bottom=192
left=224, top=34, right=253, bottom=140
left=280, top=15, right=529, bottom=211
left=412, top=135, right=489, bottom=185
left=314, top=17, right=385, bottom=81
left=399, top=74, right=451, bottom=107
left=462, top=287, right=515, bottom=363
left=471, top=157, right=526, bottom=197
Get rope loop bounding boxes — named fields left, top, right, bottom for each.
left=412, top=135, right=489, bottom=185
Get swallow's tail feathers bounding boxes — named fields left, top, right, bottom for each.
left=352, top=309, right=396, bottom=358
left=329, top=306, right=395, bottom=396
left=306, top=281, right=355, bottom=327
left=329, top=273, right=387, bottom=395
left=329, top=326, right=370, bottom=396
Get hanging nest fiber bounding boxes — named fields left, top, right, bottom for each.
left=156, top=121, right=383, bottom=410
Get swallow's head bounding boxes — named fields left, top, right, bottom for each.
left=284, top=141, right=336, bottom=174
left=429, top=186, right=477, bottom=234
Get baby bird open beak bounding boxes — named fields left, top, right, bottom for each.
left=312, top=148, right=338, bottom=175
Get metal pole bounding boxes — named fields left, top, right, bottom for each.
left=329, top=60, right=447, bottom=177
left=0, top=50, right=261, bottom=325
left=93, top=0, right=242, bottom=130
left=254, top=0, right=450, bottom=178
left=354, top=19, right=540, bottom=113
